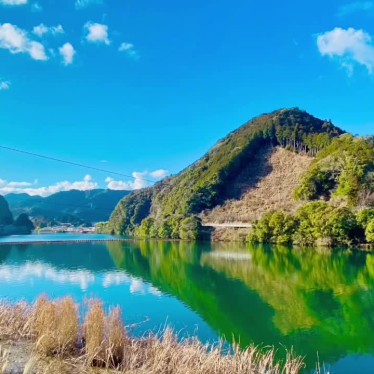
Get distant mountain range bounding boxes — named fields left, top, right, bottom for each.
left=4, top=189, right=130, bottom=227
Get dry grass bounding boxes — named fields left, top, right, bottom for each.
left=0, top=301, right=32, bottom=340
left=84, top=300, right=106, bottom=365
left=34, top=295, right=79, bottom=357
left=0, top=297, right=308, bottom=374
left=202, top=146, right=313, bottom=225
left=106, top=307, right=126, bottom=366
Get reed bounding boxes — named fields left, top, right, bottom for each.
left=0, top=297, right=307, bottom=374
left=33, top=296, right=79, bottom=357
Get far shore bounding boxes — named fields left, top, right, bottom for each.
left=0, top=238, right=131, bottom=246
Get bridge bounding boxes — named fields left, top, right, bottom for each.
left=202, top=222, right=252, bottom=229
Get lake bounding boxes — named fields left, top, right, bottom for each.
left=0, top=235, right=373, bottom=373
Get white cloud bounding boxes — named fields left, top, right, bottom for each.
left=317, top=27, right=374, bottom=74
left=150, top=169, right=168, bottom=179
left=105, top=173, right=148, bottom=190
left=0, top=23, right=48, bottom=61
left=28, top=41, right=47, bottom=60
left=0, top=175, right=98, bottom=197
left=6, top=181, right=33, bottom=187
left=0, top=171, right=169, bottom=196
left=32, top=24, right=64, bottom=37
left=59, top=42, right=76, bottom=65
left=0, top=0, right=27, bottom=5
left=32, top=24, right=48, bottom=37
left=337, top=1, right=374, bottom=17
left=31, top=2, right=42, bottom=12
left=75, top=0, right=102, bottom=9
left=0, top=81, right=10, bottom=90
left=84, top=22, right=110, bottom=45
left=105, top=169, right=169, bottom=191
left=118, top=42, right=139, bottom=59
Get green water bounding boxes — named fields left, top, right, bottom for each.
left=0, top=236, right=373, bottom=373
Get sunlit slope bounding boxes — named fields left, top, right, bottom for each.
left=202, top=146, right=313, bottom=224
left=107, top=108, right=343, bottom=238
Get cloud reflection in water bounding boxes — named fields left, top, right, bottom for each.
left=0, top=262, right=163, bottom=296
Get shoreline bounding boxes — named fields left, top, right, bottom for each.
left=0, top=238, right=131, bottom=246
left=0, top=236, right=372, bottom=252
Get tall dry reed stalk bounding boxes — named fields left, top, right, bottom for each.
left=83, top=299, right=106, bottom=366
left=34, top=295, right=79, bottom=357
left=105, top=306, right=127, bottom=367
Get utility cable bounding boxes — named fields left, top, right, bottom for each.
left=0, top=145, right=156, bottom=184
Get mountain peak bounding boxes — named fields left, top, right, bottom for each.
left=104, top=108, right=348, bottom=239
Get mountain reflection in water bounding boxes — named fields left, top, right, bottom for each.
left=0, top=238, right=374, bottom=372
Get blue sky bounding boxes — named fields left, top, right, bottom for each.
left=0, top=0, right=373, bottom=196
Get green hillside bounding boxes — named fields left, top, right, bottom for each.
left=295, top=134, right=374, bottom=206
left=103, top=108, right=348, bottom=240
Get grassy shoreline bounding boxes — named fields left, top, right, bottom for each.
left=0, top=296, right=308, bottom=374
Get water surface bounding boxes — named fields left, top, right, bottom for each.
left=0, top=235, right=373, bottom=373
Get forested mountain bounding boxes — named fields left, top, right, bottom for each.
left=5, top=189, right=130, bottom=227
left=0, top=195, right=34, bottom=235
left=103, top=108, right=371, bottom=241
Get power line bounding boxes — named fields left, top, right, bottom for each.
left=0, top=145, right=156, bottom=184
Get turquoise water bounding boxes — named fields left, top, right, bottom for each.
left=0, top=235, right=374, bottom=373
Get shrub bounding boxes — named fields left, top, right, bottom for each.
left=357, top=209, right=374, bottom=229
left=366, top=219, right=374, bottom=243
left=294, top=202, right=360, bottom=246
left=179, top=216, right=203, bottom=240
left=249, top=211, right=298, bottom=244
left=249, top=203, right=362, bottom=247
